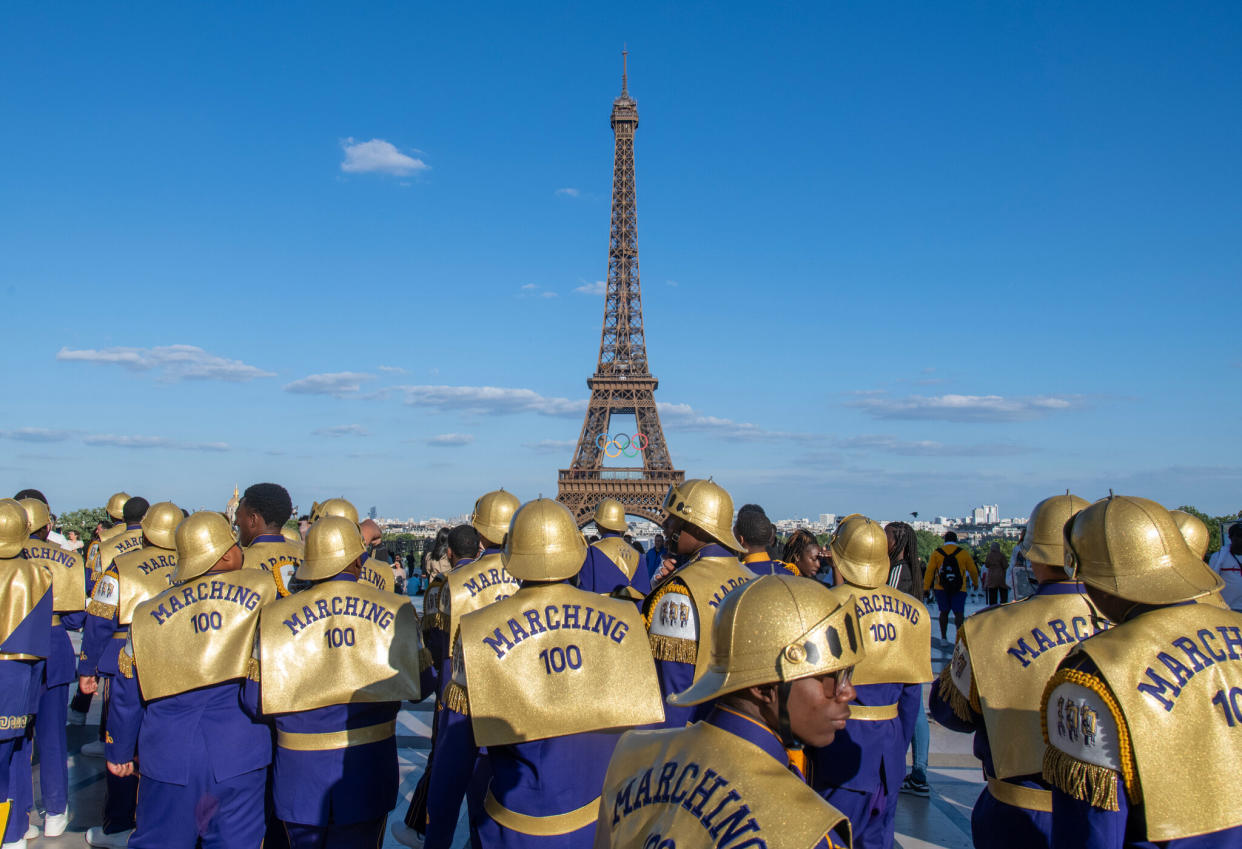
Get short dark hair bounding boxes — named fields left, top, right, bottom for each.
left=448, top=524, right=481, bottom=561
left=735, top=504, right=773, bottom=546
left=122, top=497, right=150, bottom=523
left=944, top=531, right=958, bottom=542
left=14, top=489, right=47, bottom=504
left=242, top=483, right=293, bottom=527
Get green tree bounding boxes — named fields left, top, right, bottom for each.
left=58, top=507, right=109, bottom=541
left=915, top=530, right=945, bottom=565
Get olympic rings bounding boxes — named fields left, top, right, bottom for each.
left=595, top=432, right=648, bottom=458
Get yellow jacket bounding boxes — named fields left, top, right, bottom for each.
left=923, top=543, right=979, bottom=592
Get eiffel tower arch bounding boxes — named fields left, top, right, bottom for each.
left=557, top=54, right=685, bottom=527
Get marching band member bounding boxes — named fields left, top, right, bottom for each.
left=597, top=575, right=860, bottom=849
left=249, top=516, right=429, bottom=847
left=0, top=500, right=52, bottom=849
left=579, top=497, right=652, bottom=598
left=734, top=504, right=797, bottom=576
left=929, top=494, right=1106, bottom=849
left=814, top=514, right=931, bottom=849
left=238, top=482, right=302, bottom=598
left=17, top=496, right=87, bottom=840
left=107, top=511, right=279, bottom=847
left=643, top=479, right=754, bottom=728
left=1042, top=495, right=1242, bottom=848
left=424, top=499, right=665, bottom=848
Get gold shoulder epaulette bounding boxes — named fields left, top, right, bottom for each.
left=644, top=578, right=697, bottom=663
left=118, top=649, right=134, bottom=680
left=443, top=680, right=470, bottom=715
left=1041, top=667, right=1136, bottom=811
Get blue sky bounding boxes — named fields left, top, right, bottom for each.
left=2, top=2, right=1239, bottom=521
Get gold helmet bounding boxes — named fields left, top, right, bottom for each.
left=662, top=479, right=743, bottom=554
left=105, top=491, right=131, bottom=521
left=1169, top=509, right=1210, bottom=560
left=18, top=498, right=50, bottom=536
left=0, top=498, right=30, bottom=558
left=502, top=499, right=588, bottom=583
left=141, top=502, right=183, bottom=550
left=1067, top=495, right=1222, bottom=605
left=174, top=512, right=239, bottom=582
left=310, top=498, right=359, bottom=525
left=471, top=489, right=520, bottom=545
left=829, top=514, right=890, bottom=589
left=592, top=498, right=628, bottom=534
left=297, top=516, right=365, bottom=581
left=669, top=575, right=864, bottom=706
left=1018, top=493, right=1090, bottom=567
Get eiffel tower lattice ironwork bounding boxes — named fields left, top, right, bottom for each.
left=557, top=54, right=684, bottom=527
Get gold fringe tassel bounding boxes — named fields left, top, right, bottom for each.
left=86, top=600, right=117, bottom=619
left=649, top=633, right=698, bottom=665
left=443, top=681, right=470, bottom=715
left=246, top=657, right=261, bottom=682
left=1042, top=744, right=1119, bottom=811
left=418, top=647, right=434, bottom=672
left=117, top=650, right=134, bottom=679
left=935, top=663, right=976, bottom=722
left=421, top=612, right=446, bottom=633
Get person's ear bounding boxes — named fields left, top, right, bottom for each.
left=747, top=683, right=778, bottom=706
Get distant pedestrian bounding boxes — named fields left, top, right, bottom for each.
left=984, top=542, right=1009, bottom=605
left=642, top=533, right=666, bottom=580
left=1210, top=523, right=1242, bottom=610
left=884, top=521, right=922, bottom=596
left=781, top=528, right=822, bottom=579
left=923, top=531, right=979, bottom=640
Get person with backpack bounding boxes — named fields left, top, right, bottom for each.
left=922, top=531, right=979, bottom=640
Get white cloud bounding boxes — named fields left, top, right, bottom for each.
left=574, top=281, right=607, bottom=295
left=377, top=365, right=407, bottom=374
left=313, top=424, right=369, bottom=437
left=339, top=138, right=428, bottom=176
left=555, top=187, right=581, bottom=197
left=284, top=372, right=376, bottom=398
left=521, top=283, right=539, bottom=290
left=666, top=280, right=679, bottom=287
left=82, top=434, right=230, bottom=452
left=0, top=427, right=72, bottom=442
left=657, top=402, right=813, bottom=442
left=519, top=284, right=558, bottom=298
left=838, top=434, right=1030, bottom=457
left=395, top=385, right=585, bottom=418
left=523, top=439, right=577, bottom=455
left=427, top=433, right=474, bottom=447
left=56, top=345, right=274, bottom=382
left=846, top=393, right=1085, bottom=423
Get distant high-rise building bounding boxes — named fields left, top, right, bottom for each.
left=820, top=513, right=837, bottom=527
left=368, top=505, right=377, bottom=520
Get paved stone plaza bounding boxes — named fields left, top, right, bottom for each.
left=25, top=593, right=989, bottom=849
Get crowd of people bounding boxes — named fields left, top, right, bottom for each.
left=0, top=479, right=1239, bottom=849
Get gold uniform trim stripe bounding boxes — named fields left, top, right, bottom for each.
left=50, top=615, right=61, bottom=626
left=483, top=791, right=601, bottom=836
left=86, top=600, right=117, bottom=619
left=848, top=702, right=898, bottom=721
left=276, top=719, right=396, bottom=751
left=986, top=778, right=1053, bottom=812
left=648, top=633, right=697, bottom=664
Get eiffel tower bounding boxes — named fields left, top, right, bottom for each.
left=557, top=53, right=684, bottom=527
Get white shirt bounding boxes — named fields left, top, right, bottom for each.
left=1209, top=547, right=1242, bottom=610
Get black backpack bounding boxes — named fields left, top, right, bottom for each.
left=936, top=546, right=964, bottom=594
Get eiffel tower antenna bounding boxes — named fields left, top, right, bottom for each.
left=557, top=55, right=685, bottom=526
